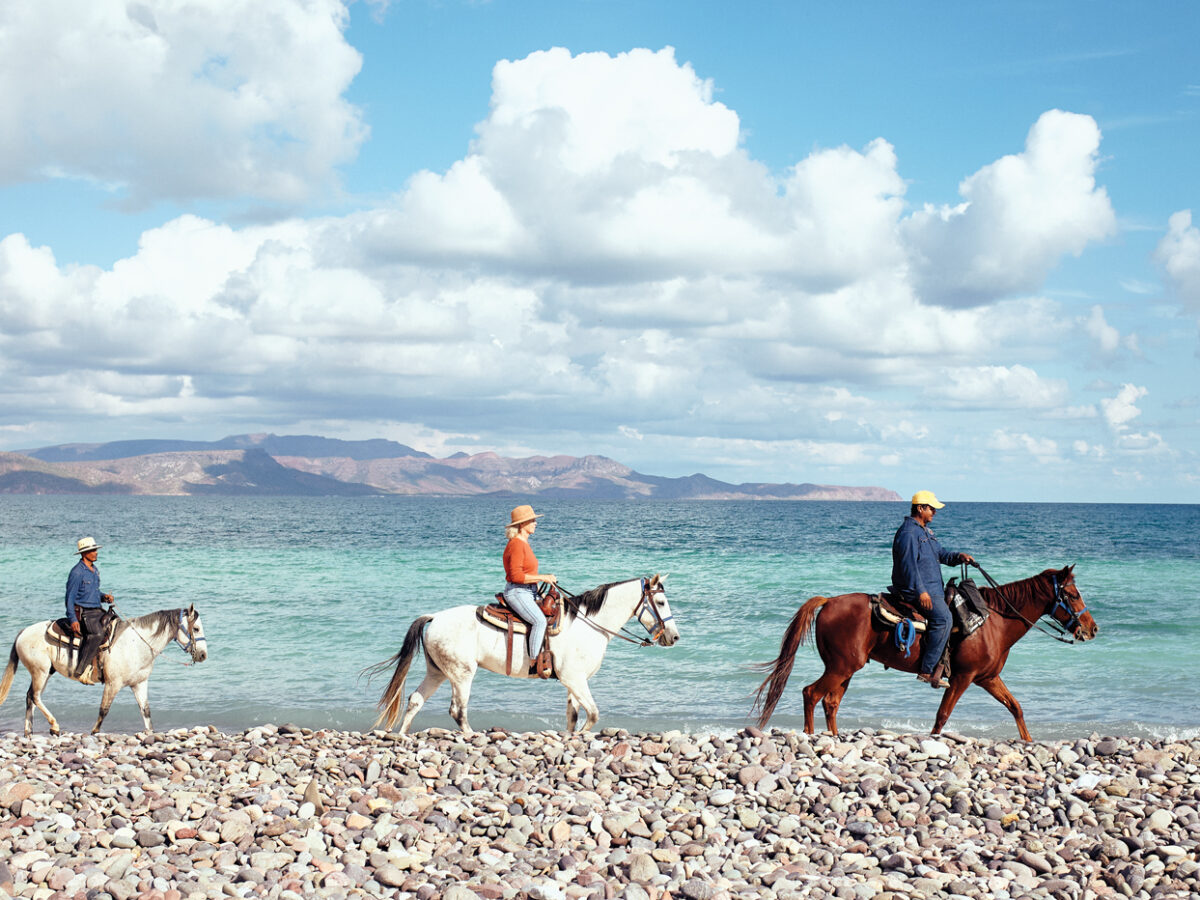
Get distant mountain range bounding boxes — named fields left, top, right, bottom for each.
left=0, top=433, right=901, bottom=500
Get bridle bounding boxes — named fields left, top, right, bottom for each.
left=557, top=578, right=674, bottom=646
left=973, top=563, right=1090, bottom=645
left=108, top=604, right=207, bottom=664
left=176, top=608, right=207, bottom=662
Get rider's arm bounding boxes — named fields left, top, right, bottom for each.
left=65, top=567, right=83, bottom=623
left=892, top=524, right=927, bottom=598
left=937, top=544, right=973, bottom=567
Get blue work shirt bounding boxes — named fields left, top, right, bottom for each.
left=65, top=558, right=104, bottom=623
left=890, top=516, right=960, bottom=602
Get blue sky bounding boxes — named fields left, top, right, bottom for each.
left=0, top=0, right=1198, bottom=501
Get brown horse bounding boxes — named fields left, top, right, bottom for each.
left=751, top=565, right=1097, bottom=741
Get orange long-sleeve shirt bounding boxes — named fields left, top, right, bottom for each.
left=503, top=538, right=538, bottom=584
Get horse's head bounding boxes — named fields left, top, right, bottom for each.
left=1045, top=566, right=1097, bottom=642
left=637, top=574, right=679, bottom=647
left=177, top=605, right=209, bottom=662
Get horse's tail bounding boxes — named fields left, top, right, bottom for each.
left=749, top=595, right=831, bottom=728
left=363, top=615, right=433, bottom=731
left=0, top=639, right=19, bottom=706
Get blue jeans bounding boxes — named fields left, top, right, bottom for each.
left=919, top=593, right=953, bottom=674
left=504, top=583, right=546, bottom=659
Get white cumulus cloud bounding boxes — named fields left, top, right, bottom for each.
left=1155, top=210, right=1200, bottom=313
left=1100, top=383, right=1147, bottom=432
left=902, top=109, right=1116, bottom=306
left=0, top=0, right=366, bottom=206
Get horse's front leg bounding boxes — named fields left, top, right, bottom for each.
left=974, top=674, right=1032, bottom=742
left=92, top=682, right=121, bottom=735
left=559, top=671, right=599, bottom=732
left=130, top=681, right=153, bottom=732
left=931, top=672, right=974, bottom=738
left=565, top=694, right=579, bottom=732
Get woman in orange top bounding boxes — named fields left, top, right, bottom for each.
left=503, top=504, right=557, bottom=668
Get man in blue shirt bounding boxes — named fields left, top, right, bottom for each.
left=65, top=537, right=115, bottom=680
left=891, top=491, right=974, bottom=688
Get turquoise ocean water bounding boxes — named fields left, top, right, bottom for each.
left=0, top=497, right=1196, bottom=740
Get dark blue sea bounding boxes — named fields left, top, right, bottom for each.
left=1, top=497, right=1196, bottom=740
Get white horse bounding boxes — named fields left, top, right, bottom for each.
left=0, top=606, right=208, bottom=735
left=367, top=575, right=679, bottom=734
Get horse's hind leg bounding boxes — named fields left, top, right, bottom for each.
left=821, top=676, right=854, bottom=736
left=92, top=682, right=121, bottom=735
left=398, top=666, right=447, bottom=735
left=447, top=670, right=476, bottom=735
left=26, top=668, right=59, bottom=736
left=802, top=671, right=846, bottom=735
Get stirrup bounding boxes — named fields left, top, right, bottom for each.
left=917, top=672, right=947, bottom=689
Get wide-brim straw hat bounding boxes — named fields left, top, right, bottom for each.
left=75, top=537, right=102, bottom=554
left=507, top=505, right=544, bottom=528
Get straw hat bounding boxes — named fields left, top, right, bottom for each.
left=75, top=537, right=102, bottom=554
left=507, top=505, right=544, bottom=528
left=910, top=490, right=945, bottom=509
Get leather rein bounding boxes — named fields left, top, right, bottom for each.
left=971, top=563, right=1087, bottom=645
left=554, top=578, right=672, bottom=647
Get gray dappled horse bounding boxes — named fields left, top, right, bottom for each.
left=0, top=606, right=208, bottom=734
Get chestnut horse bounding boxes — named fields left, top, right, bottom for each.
left=751, top=565, right=1097, bottom=740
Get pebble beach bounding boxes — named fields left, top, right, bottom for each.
left=0, top=727, right=1197, bottom=900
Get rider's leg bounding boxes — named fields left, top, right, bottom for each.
left=76, top=608, right=107, bottom=677
left=918, top=595, right=952, bottom=677
left=503, top=584, right=547, bottom=660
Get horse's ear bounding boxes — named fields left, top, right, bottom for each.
left=659, top=573, right=669, bottom=582
left=649, top=574, right=660, bottom=588
left=1064, top=564, right=1075, bottom=578
left=188, top=603, right=195, bottom=614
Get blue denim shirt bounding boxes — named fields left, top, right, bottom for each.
left=65, top=558, right=103, bottom=622
left=890, top=516, right=960, bottom=602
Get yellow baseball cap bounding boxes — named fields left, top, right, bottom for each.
left=911, top=490, right=945, bottom=509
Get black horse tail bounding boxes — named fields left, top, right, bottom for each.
left=749, top=595, right=830, bottom=728
left=0, top=639, right=19, bottom=706
left=363, top=616, right=433, bottom=731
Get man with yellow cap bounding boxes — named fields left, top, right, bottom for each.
left=890, top=491, right=974, bottom=688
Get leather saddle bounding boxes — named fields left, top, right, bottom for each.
left=45, top=612, right=117, bottom=685
left=870, top=591, right=956, bottom=682
left=476, top=590, right=563, bottom=679
left=871, top=593, right=929, bottom=632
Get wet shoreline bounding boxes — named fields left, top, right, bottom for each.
left=0, top=725, right=1197, bottom=899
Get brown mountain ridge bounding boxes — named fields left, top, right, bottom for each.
left=2, top=434, right=900, bottom=500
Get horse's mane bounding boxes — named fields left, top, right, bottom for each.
left=980, top=569, right=1064, bottom=615
left=573, top=580, right=634, bottom=617
left=114, top=608, right=178, bottom=641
